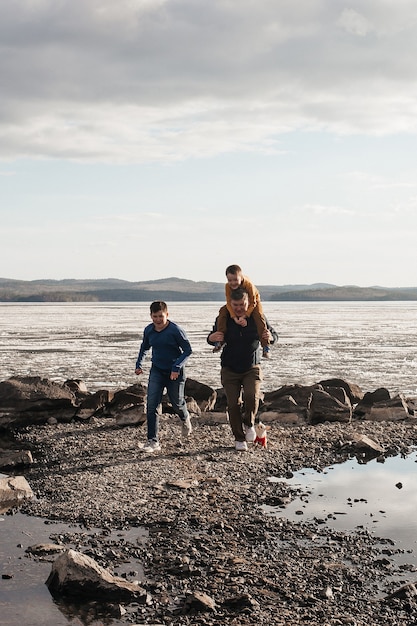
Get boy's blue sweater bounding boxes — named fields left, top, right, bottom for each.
left=135, top=320, right=192, bottom=373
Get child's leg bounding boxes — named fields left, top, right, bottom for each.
left=252, top=307, right=269, bottom=348
left=146, top=367, right=165, bottom=441
left=216, top=304, right=228, bottom=335
left=212, top=305, right=228, bottom=352
left=167, top=370, right=189, bottom=421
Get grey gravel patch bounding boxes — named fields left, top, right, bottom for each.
left=14, top=416, right=417, bottom=625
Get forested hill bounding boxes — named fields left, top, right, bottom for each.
left=1, top=278, right=417, bottom=302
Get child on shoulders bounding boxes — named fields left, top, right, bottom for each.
left=213, top=264, right=271, bottom=358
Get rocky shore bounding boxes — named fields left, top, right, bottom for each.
left=2, top=376, right=417, bottom=624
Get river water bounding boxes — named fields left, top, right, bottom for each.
left=1, top=301, right=417, bottom=396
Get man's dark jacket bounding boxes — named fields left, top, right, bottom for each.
left=208, top=315, right=261, bottom=373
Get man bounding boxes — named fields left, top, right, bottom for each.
left=207, top=287, right=274, bottom=451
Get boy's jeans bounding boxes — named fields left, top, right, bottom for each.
left=146, top=365, right=189, bottom=441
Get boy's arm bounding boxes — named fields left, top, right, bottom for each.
left=172, top=327, right=192, bottom=372
left=135, top=329, right=150, bottom=371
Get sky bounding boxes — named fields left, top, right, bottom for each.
left=1, top=0, right=417, bottom=288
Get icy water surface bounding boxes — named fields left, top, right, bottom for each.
left=1, top=301, right=417, bottom=395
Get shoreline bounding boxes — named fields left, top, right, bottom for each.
left=10, top=414, right=417, bottom=624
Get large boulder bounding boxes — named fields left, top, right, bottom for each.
left=354, top=392, right=414, bottom=421
left=318, top=378, right=364, bottom=404
left=0, top=475, right=34, bottom=512
left=102, top=384, right=147, bottom=426
left=0, top=449, right=33, bottom=469
left=75, top=389, right=112, bottom=420
left=354, top=387, right=391, bottom=416
left=46, top=549, right=148, bottom=602
left=0, top=376, right=77, bottom=426
left=185, top=379, right=217, bottom=411
left=307, top=388, right=352, bottom=424
left=259, top=392, right=306, bottom=422
left=263, top=384, right=320, bottom=411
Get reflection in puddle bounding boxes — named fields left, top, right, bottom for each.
left=264, top=451, right=417, bottom=569
left=0, top=512, right=147, bottom=625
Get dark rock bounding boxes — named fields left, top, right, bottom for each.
left=185, top=378, right=217, bottom=411
left=223, top=592, right=259, bottom=611
left=186, top=396, right=201, bottom=416
left=64, top=379, right=89, bottom=395
left=212, top=387, right=227, bottom=411
left=354, top=388, right=391, bottom=415
left=0, top=376, right=77, bottom=425
left=307, top=388, right=352, bottom=424
left=264, top=384, right=321, bottom=410
left=75, top=390, right=111, bottom=420
left=355, top=393, right=412, bottom=421
left=319, top=378, right=364, bottom=403
left=0, top=449, right=33, bottom=469
left=102, top=384, right=147, bottom=424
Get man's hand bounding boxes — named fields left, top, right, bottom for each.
left=135, top=368, right=143, bottom=375
left=209, top=331, right=224, bottom=343
left=235, top=316, right=247, bottom=327
left=170, top=371, right=179, bottom=380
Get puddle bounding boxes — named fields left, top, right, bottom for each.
left=263, top=451, right=417, bottom=572
left=0, top=512, right=147, bottom=626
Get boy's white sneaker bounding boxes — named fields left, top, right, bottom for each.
left=244, top=426, right=256, bottom=443
left=235, top=440, right=248, bottom=452
left=181, top=415, right=192, bottom=437
left=139, top=440, right=161, bottom=453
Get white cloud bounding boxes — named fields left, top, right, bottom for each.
left=2, top=0, right=417, bottom=163
left=338, top=9, right=374, bottom=37
left=301, top=203, right=355, bottom=216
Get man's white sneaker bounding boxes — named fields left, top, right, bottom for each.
left=235, top=440, right=248, bottom=452
left=139, top=440, right=161, bottom=453
left=244, top=426, right=256, bottom=443
left=181, top=416, right=192, bottom=437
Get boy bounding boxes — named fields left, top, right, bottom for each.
left=135, top=301, right=192, bottom=452
left=213, top=264, right=271, bottom=358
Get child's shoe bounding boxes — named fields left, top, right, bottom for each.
left=262, top=346, right=270, bottom=359
left=212, top=342, right=223, bottom=353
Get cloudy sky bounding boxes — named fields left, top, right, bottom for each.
left=2, top=0, right=417, bottom=287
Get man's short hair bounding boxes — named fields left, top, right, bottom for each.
left=230, top=287, right=249, bottom=301
left=150, top=301, right=168, bottom=313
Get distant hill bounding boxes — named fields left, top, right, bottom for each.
left=0, top=277, right=417, bottom=302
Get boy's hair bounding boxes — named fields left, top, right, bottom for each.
left=225, top=264, right=242, bottom=276
left=150, top=301, right=168, bottom=314
left=230, top=287, right=249, bottom=301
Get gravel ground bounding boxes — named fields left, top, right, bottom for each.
left=12, top=414, right=417, bottom=625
